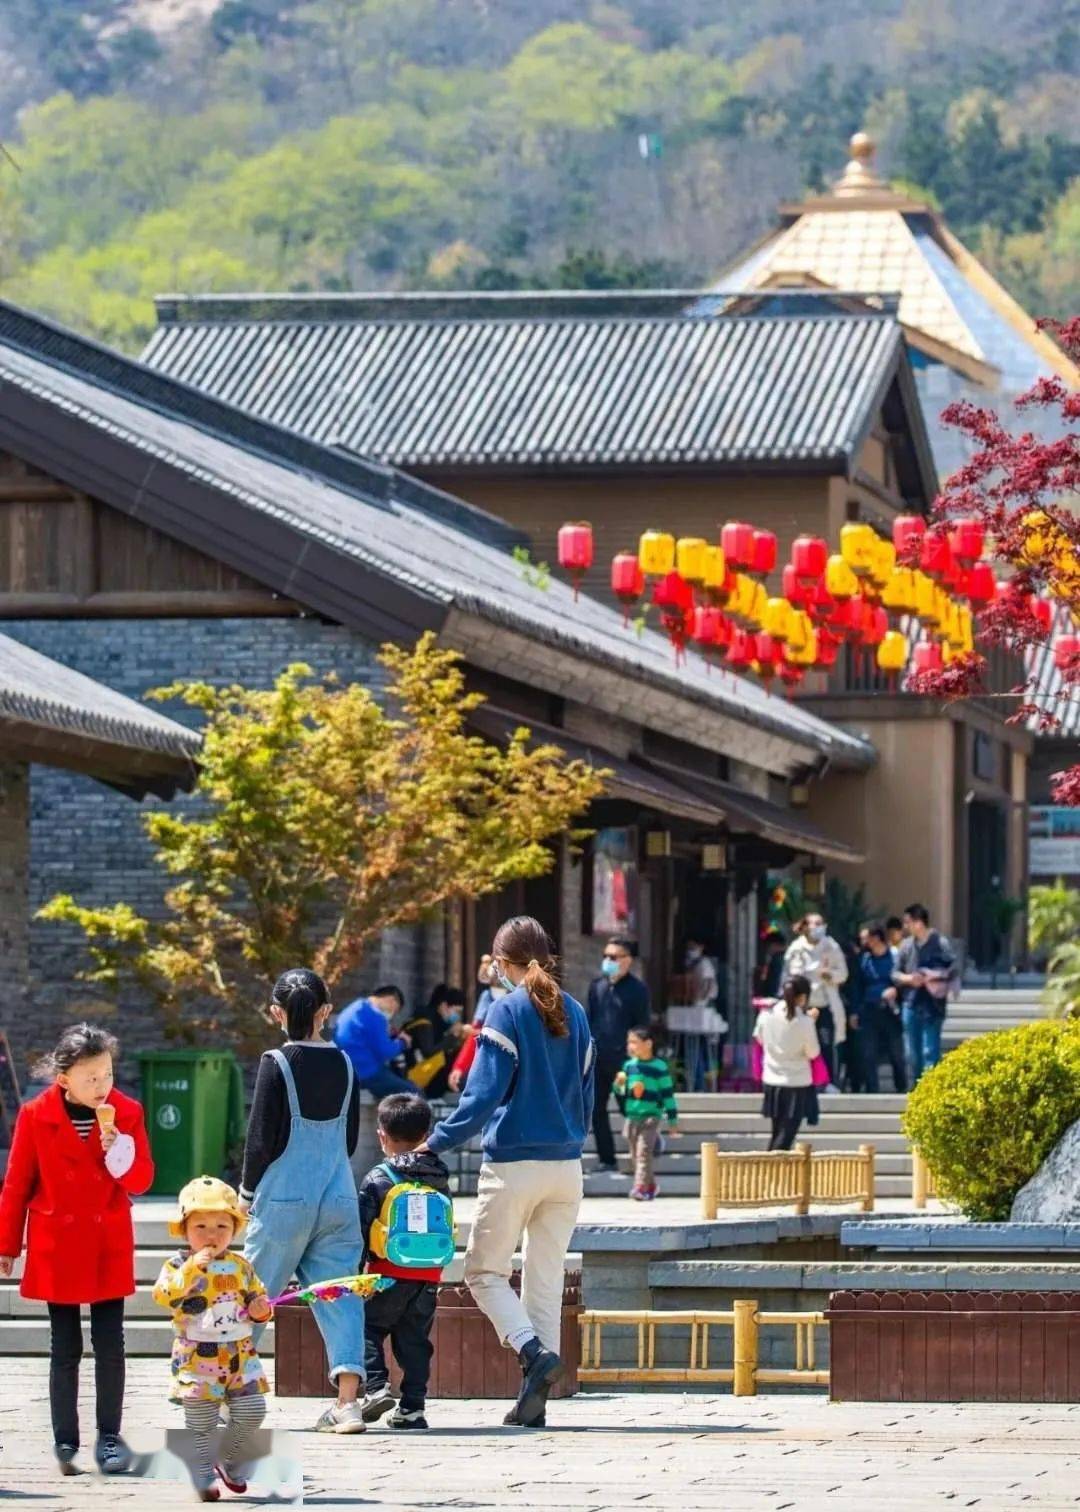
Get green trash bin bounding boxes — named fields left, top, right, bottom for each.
left=138, top=1049, right=245, bottom=1195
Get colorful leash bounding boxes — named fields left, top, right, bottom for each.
left=264, top=1273, right=395, bottom=1308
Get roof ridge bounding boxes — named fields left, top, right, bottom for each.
left=0, top=299, right=525, bottom=553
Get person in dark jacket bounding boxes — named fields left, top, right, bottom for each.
left=857, top=925, right=907, bottom=1092
left=357, top=1094, right=452, bottom=1431
left=586, top=936, right=650, bottom=1174
left=892, top=903, right=958, bottom=1083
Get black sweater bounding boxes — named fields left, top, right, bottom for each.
left=240, top=1041, right=360, bottom=1200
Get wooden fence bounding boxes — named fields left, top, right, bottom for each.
left=579, top=1301, right=828, bottom=1394
left=912, top=1149, right=937, bottom=1208
left=699, top=1141, right=876, bottom=1219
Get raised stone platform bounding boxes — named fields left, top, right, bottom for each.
left=842, top=1219, right=1080, bottom=1251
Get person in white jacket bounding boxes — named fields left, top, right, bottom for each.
left=782, top=913, right=848, bottom=1087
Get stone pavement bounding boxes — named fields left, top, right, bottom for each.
left=2, top=1359, right=1080, bottom=1510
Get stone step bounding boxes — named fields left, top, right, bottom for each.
left=675, top=1093, right=908, bottom=1112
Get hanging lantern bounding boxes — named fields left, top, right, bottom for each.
left=807, top=578, right=837, bottom=625
left=825, top=553, right=859, bottom=601
left=786, top=608, right=812, bottom=656
left=557, top=521, right=593, bottom=600
left=964, top=561, right=997, bottom=608
left=782, top=562, right=811, bottom=607
left=750, top=529, right=778, bottom=578
left=788, top=625, right=819, bottom=667
left=840, top=522, right=877, bottom=577
left=701, top=545, right=727, bottom=594
left=914, top=572, right=941, bottom=625
left=1054, top=634, right=1080, bottom=674
left=827, top=597, right=859, bottom=640
left=861, top=605, right=887, bottom=648
left=791, top=535, right=828, bottom=586
left=945, top=603, right=967, bottom=652
left=1033, top=597, right=1054, bottom=637
left=1020, top=509, right=1054, bottom=565
left=763, top=596, right=792, bottom=641
left=727, top=628, right=756, bottom=671
left=920, top=529, right=953, bottom=581
left=911, top=639, right=943, bottom=676
left=813, top=629, right=840, bottom=670
left=638, top=530, right=675, bottom=577
left=779, top=653, right=806, bottom=696
left=720, top=521, right=755, bottom=571
left=882, top=567, right=917, bottom=617
left=653, top=571, right=694, bottom=661
left=949, top=517, right=985, bottom=566
left=893, top=514, right=927, bottom=560
left=958, top=605, right=975, bottom=654
left=870, top=537, right=897, bottom=588
left=611, top=551, right=645, bottom=624
left=877, top=630, right=907, bottom=673
left=691, top=603, right=725, bottom=650
left=745, top=580, right=768, bottom=631
left=676, top=537, right=708, bottom=584
left=754, top=632, right=781, bottom=683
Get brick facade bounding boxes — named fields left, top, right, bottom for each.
left=1, top=616, right=447, bottom=1086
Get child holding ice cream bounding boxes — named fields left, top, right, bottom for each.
left=0, top=1024, right=154, bottom=1476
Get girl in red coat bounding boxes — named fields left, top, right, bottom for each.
left=0, top=1023, right=153, bottom=1476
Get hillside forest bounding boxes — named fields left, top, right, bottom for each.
left=0, top=0, right=1076, bottom=350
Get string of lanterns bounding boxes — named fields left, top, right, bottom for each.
left=557, top=515, right=1065, bottom=693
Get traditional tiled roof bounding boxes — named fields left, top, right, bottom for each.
left=0, top=299, right=875, bottom=777
left=144, top=293, right=913, bottom=474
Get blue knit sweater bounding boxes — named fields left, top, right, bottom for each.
left=428, top=987, right=595, bottom=1162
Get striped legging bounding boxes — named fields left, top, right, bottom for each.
left=183, top=1394, right=267, bottom=1488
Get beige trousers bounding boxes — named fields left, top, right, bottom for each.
left=464, top=1159, right=583, bottom=1355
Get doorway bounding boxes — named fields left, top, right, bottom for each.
left=967, top=799, right=1007, bottom=968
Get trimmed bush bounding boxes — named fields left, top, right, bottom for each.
left=902, top=1019, right=1080, bottom=1221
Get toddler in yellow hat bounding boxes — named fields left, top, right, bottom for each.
left=153, top=1176, right=272, bottom=1502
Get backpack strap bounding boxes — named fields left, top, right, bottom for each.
left=268, top=1048, right=301, bottom=1120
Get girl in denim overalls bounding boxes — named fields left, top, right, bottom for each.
left=242, top=969, right=367, bottom=1432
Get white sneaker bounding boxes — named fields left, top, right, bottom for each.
left=315, top=1400, right=367, bottom=1434
left=361, top=1384, right=397, bottom=1423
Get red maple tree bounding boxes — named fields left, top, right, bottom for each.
left=907, top=317, right=1080, bottom=805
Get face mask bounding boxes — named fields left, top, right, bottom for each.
left=808, top=924, right=826, bottom=943
left=601, top=958, right=620, bottom=979
left=444, top=1010, right=461, bottom=1025
left=686, top=947, right=702, bottom=965
left=495, top=967, right=516, bottom=992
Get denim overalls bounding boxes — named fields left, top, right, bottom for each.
left=243, top=1047, right=365, bottom=1384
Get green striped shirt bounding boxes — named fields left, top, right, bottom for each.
left=617, top=1056, right=678, bottom=1124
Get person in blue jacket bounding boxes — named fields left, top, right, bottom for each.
left=333, top=985, right=415, bottom=1099
left=421, top=916, right=595, bottom=1430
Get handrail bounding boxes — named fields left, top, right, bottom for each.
left=700, top=1141, right=875, bottom=1219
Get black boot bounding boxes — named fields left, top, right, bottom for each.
left=505, top=1337, right=562, bottom=1427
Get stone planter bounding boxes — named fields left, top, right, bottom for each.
left=828, top=1289, right=1080, bottom=1402
left=274, top=1275, right=582, bottom=1399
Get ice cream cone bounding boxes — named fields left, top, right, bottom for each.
left=95, top=1104, right=116, bottom=1128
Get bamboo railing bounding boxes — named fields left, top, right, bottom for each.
left=699, top=1142, right=875, bottom=1219
left=912, top=1148, right=937, bottom=1208
left=579, top=1300, right=829, bottom=1394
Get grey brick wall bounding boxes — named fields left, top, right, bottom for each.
left=1, top=617, right=442, bottom=1085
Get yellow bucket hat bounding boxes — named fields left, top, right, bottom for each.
left=168, top=1175, right=248, bottom=1239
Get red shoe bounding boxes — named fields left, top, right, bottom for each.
left=198, top=1488, right=220, bottom=1503
left=215, top=1464, right=246, bottom=1494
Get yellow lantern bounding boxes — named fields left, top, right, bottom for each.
left=915, top=571, right=941, bottom=625
left=873, top=537, right=897, bottom=585
left=882, top=567, right=916, bottom=615
left=877, top=630, right=907, bottom=673
left=789, top=626, right=818, bottom=666
left=787, top=609, right=811, bottom=655
left=840, top=522, right=876, bottom=577
left=1020, top=509, right=1053, bottom=565
left=958, top=605, right=974, bottom=654
left=639, top=530, right=675, bottom=576
left=825, top=553, right=859, bottom=601
left=728, top=572, right=754, bottom=624
left=746, top=580, right=767, bottom=630
left=701, top=544, right=727, bottom=591
left=763, top=596, right=792, bottom=641
left=676, top=536, right=708, bottom=584
left=944, top=601, right=966, bottom=651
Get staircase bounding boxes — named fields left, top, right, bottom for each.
left=943, top=987, right=1045, bottom=1050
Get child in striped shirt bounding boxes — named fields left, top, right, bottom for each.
left=614, top=1026, right=679, bottom=1200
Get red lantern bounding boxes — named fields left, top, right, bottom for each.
left=861, top=605, right=888, bottom=648
left=750, top=529, right=778, bottom=578
left=691, top=604, right=724, bottom=647
left=754, top=631, right=780, bottom=668
left=920, top=529, right=953, bottom=581
left=779, top=656, right=805, bottom=697
left=610, top=551, right=645, bottom=623
left=828, top=598, right=859, bottom=639
left=814, top=630, right=841, bottom=670
left=782, top=562, right=810, bottom=607
left=1032, top=598, right=1054, bottom=636
left=791, top=535, right=828, bottom=586
left=949, top=516, right=985, bottom=566
left=721, top=521, right=755, bottom=570
left=807, top=579, right=836, bottom=625
left=557, top=521, right=593, bottom=599
left=727, top=628, right=756, bottom=671
left=911, top=639, right=943, bottom=676
left=707, top=566, right=738, bottom=608
left=965, top=561, right=997, bottom=608
left=1054, top=635, right=1080, bottom=674
left=653, top=571, right=694, bottom=661
left=893, top=515, right=926, bottom=561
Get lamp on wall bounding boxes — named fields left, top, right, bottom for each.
left=645, top=830, right=672, bottom=858
left=702, top=840, right=728, bottom=872
left=789, top=781, right=811, bottom=808
left=802, top=863, right=826, bottom=900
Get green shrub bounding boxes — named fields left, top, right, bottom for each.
left=902, top=1020, right=1080, bottom=1221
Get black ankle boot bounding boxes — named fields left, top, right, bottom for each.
left=507, top=1337, right=562, bottom=1426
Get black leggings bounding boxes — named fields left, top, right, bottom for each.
left=47, top=1298, right=125, bottom=1449
left=768, top=1113, right=804, bottom=1151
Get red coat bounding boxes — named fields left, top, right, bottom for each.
left=0, top=1085, right=154, bottom=1304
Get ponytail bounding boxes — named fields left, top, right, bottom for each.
left=492, top=916, right=568, bottom=1038
left=781, top=974, right=811, bottom=1021
left=272, top=967, right=330, bottom=1040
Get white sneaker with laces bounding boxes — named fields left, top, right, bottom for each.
left=315, top=1400, right=367, bottom=1434
left=361, top=1384, right=397, bottom=1423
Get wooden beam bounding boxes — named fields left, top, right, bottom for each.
left=0, top=478, right=76, bottom=503
left=70, top=493, right=95, bottom=600
left=0, top=589, right=301, bottom=618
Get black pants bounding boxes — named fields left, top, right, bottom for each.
left=47, top=1298, right=125, bottom=1449
left=768, top=1114, right=804, bottom=1150
left=862, top=1008, right=908, bottom=1093
left=364, top=1280, right=438, bottom=1411
left=592, top=1058, right=622, bottom=1168
left=814, top=1006, right=836, bottom=1085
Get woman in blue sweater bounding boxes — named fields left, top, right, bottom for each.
left=425, top=916, right=595, bottom=1428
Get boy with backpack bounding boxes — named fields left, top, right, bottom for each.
left=358, top=1094, right=455, bottom=1430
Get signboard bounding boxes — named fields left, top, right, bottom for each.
left=1029, top=806, right=1080, bottom=877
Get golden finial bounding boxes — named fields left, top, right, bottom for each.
left=833, top=132, right=884, bottom=197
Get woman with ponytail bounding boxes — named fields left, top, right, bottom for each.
left=753, top=974, right=820, bottom=1151
left=241, top=968, right=367, bottom=1434
left=425, top=917, right=595, bottom=1429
